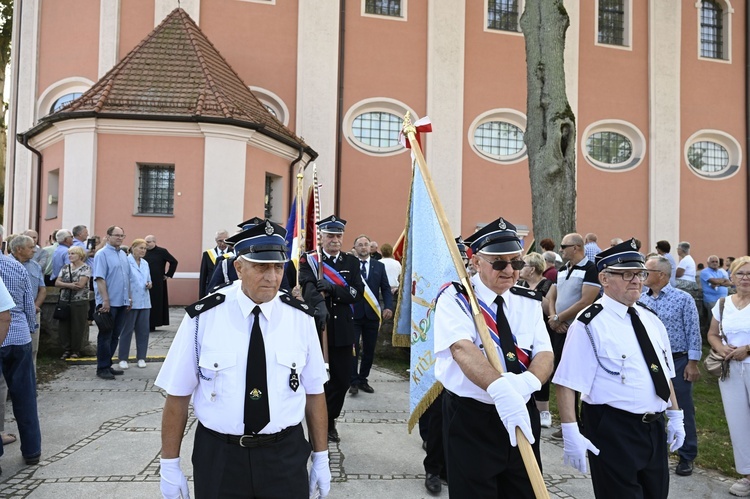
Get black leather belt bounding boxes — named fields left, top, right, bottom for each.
left=200, top=422, right=298, bottom=448
left=587, top=403, right=664, bottom=424
left=672, top=352, right=687, bottom=359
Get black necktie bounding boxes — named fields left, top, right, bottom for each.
left=244, top=306, right=270, bottom=434
left=361, top=260, right=367, bottom=280
left=493, top=296, right=521, bottom=374
left=627, top=307, right=670, bottom=402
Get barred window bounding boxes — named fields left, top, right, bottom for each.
left=474, top=121, right=525, bottom=158
left=586, top=132, right=632, bottom=165
left=352, top=112, right=401, bottom=149
left=365, top=0, right=402, bottom=17
left=264, top=175, right=274, bottom=219
left=137, top=164, right=174, bottom=215
left=687, top=141, right=729, bottom=173
left=598, top=0, right=625, bottom=46
left=50, top=93, right=82, bottom=113
left=700, top=0, right=723, bottom=59
left=487, top=0, right=519, bottom=32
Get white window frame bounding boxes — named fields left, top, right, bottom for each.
left=594, top=0, right=633, bottom=51
left=468, top=109, right=527, bottom=165
left=684, top=129, right=741, bottom=180
left=581, top=119, right=646, bottom=172
left=696, top=0, right=733, bottom=63
left=135, top=163, right=176, bottom=217
left=343, top=98, right=417, bottom=157
left=37, top=77, right=95, bottom=120
left=484, top=0, right=525, bottom=37
left=361, top=0, right=407, bottom=22
left=249, top=86, right=290, bottom=126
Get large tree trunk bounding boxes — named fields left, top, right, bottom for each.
left=520, top=0, right=576, bottom=246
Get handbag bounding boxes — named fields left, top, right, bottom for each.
left=53, top=264, right=73, bottom=321
left=704, top=297, right=730, bottom=380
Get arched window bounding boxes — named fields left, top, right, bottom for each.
left=581, top=120, right=645, bottom=171
left=352, top=112, right=402, bottom=149
left=50, top=92, right=82, bottom=113
left=700, top=0, right=724, bottom=59
left=688, top=141, right=728, bottom=173
left=586, top=132, right=632, bottom=165
left=684, top=130, right=741, bottom=179
left=474, top=122, right=525, bottom=157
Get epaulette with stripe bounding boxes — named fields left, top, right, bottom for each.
left=510, top=286, right=542, bottom=301
left=280, top=292, right=315, bottom=316
left=185, top=293, right=225, bottom=318
left=208, top=280, right=233, bottom=294
left=636, top=301, right=658, bottom=316
left=577, top=303, right=603, bottom=324
left=451, top=281, right=467, bottom=295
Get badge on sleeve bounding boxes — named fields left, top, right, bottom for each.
left=289, top=363, right=299, bottom=392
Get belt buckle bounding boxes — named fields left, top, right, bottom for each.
left=641, top=412, right=655, bottom=423
left=239, top=434, right=254, bottom=447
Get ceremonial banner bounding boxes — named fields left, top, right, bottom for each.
left=284, top=196, right=303, bottom=268
left=394, top=163, right=459, bottom=432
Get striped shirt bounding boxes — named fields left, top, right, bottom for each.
left=0, top=255, right=36, bottom=346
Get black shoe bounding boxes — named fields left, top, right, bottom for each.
left=109, top=368, right=124, bottom=375
left=97, top=371, right=115, bottom=380
left=349, top=384, right=359, bottom=395
left=25, top=455, right=40, bottom=466
left=425, top=473, right=442, bottom=494
left=360, top=382, right=375, bottom=394
left=327, top=428, right=340, bottom=443
left=676, top=458, right=693, bottom=476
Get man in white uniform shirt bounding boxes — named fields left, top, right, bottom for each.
left=434, top=216, right=553, bottom=498
left=554, top=239, right=685, bottom=499
left=156, top=220, right=330, bottom=498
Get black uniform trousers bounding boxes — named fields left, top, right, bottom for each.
left=326, top=342, right=353, bottom=426
left=442, top=390, right=541, bottom=499
left=421, top=391, right=446, bottom=478
left=192, top=423, right=309, bottom=499
left=582, top=402, right=669, bottom=499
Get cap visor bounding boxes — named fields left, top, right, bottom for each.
left=477, top=241, right=523, bottom=256
left=238, top=251, right=289, bottom=263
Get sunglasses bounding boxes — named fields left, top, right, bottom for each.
left=560, top=244, right=577, bottom=249
left=476, top=254, right=525, bottom=271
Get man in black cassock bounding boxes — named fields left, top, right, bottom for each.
left=144, top=235, right=178, bottom=330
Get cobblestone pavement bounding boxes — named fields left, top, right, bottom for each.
left=0, top=308, right=736, bottom=497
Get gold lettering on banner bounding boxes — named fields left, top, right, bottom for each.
left=411, top=350, right=436, bottom=385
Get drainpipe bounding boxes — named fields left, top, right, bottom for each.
left=334, top=0, right=346, bottom=215
left=17, top=133, right=43, bottom=234
left=288, top=146, right=304, bottom=205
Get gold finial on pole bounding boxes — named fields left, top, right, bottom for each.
left=402, top=111, right=416, bottom=137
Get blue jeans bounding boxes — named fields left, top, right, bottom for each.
left=351, top=319, right=379, bottom=385
left=0, top=342, right=41, bottom=460
left=673, top=354, right=698, bottom=461
left=96, top=306, right=130, bottom=373
left=119, top=308, right=150, bottom=361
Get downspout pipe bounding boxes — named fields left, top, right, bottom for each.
left=17, top=133, right=43, bottom=234
left=288, top=146, right=305, bottom=205
left=334, top=0, right=346, bottom=215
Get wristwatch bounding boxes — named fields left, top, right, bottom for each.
left=550, top=314, right=559, bottom=323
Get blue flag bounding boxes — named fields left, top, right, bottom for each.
left=284, top=196, right=303, bottom=268
left=393, top=164, right=460, bottom=432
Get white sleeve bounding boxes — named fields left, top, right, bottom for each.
left=155, top=313, right=200, bottom=396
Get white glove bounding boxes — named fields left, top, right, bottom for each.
left=561, top=422, right=600, bottom=473
left=309, top=450, right=331, bottom=498
left=160, top=457, right=190, bottom=499
left=666, top=409, right=685, bottom=452
left=486, top=377, right=534, bottom=447
left=501, top=372, right=542, bottom=403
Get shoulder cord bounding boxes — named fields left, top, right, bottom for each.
left=584, top=323, right=621, bottom=377
left=222, top=259, right=230, bottom=284
left=194, top=316, right=212, bottom=381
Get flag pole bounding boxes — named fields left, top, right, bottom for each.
left=402, top=113, right=549, bottom=499
left=312, top=164, right=329, bottom=364
left=295, top=166, right=304, bottom=288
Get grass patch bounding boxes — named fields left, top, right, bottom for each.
left=36, top=354, right=69, bottom=386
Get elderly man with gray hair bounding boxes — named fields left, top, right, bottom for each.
left=51, top=229, right=73, bottom=281
left=542, top=251, right=558, bottom=282
left=9, top=235, right=46, bottom=370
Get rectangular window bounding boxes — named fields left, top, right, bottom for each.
left=598, top=0, right=625, bottom=46
left=487, top=0, right=520, bottom=32
left=365, top=0, right=402, bottom=17
left=137, top=164, right=175, bottom=215
left=700, top=0, right=724, bottom=59
left=264, top=175, right=274, bottom=219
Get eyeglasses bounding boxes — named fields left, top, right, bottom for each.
left=560, top=244, right=577, bottom=250
left=476, top=254, right=525, bottom=271
left=734, top=272, right=750, bottom=280
left=110, top=234, right=125, bottom=238
left=606, top=270, right=649, bottom=282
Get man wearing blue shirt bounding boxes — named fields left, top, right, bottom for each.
left=642, top=256, right=701, bottom=476
left=51, top=230, right=73, bottom=280
left=93, top=226, right=131, bottom=380
left=701, top=255, right=732, bottom=315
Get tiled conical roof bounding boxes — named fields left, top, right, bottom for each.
left=25, top=8, right=313, bottom=156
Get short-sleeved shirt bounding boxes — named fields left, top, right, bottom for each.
left=677, top=255, right=696, bottom=281
left=0, top=278, right=15, bottom=313
left=380, top=257, right=402, bottom=290
left=712, top=297, right=750, bottom=365
left=553, top=294, right=675, bottom=414
left=555, top=256, right=600, bottom=323
left=662, top=252, right=678, bottom=287
left=31, top=245, right=50, bottom=273
left=52, top=244, right=71, bottom=279
left=15, top=257, right=45, bottom=301
left=640, top=284, right=702, bottom=361
left=701, top=267, right=729, bottom=304
left=94, top=244, right=131, bottom=307
left=128, top=255, right=152, bottom=310
left=0, top=255, right=36, bottom=346
left=155, top=286, right=327, bottom=435
left=434, top=274, right=552, bottom=405
left=57, top=264, right=92, bottom=302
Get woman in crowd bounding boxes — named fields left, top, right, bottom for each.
left=379, top=243, right=402, bottom=296
left=118, top=239, right=152, bottom=369
left=517, top=251, right=555, bottom=429
left=55, top=245, right=91, bottom=359
left=707, top=255, right=750, bottom=497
